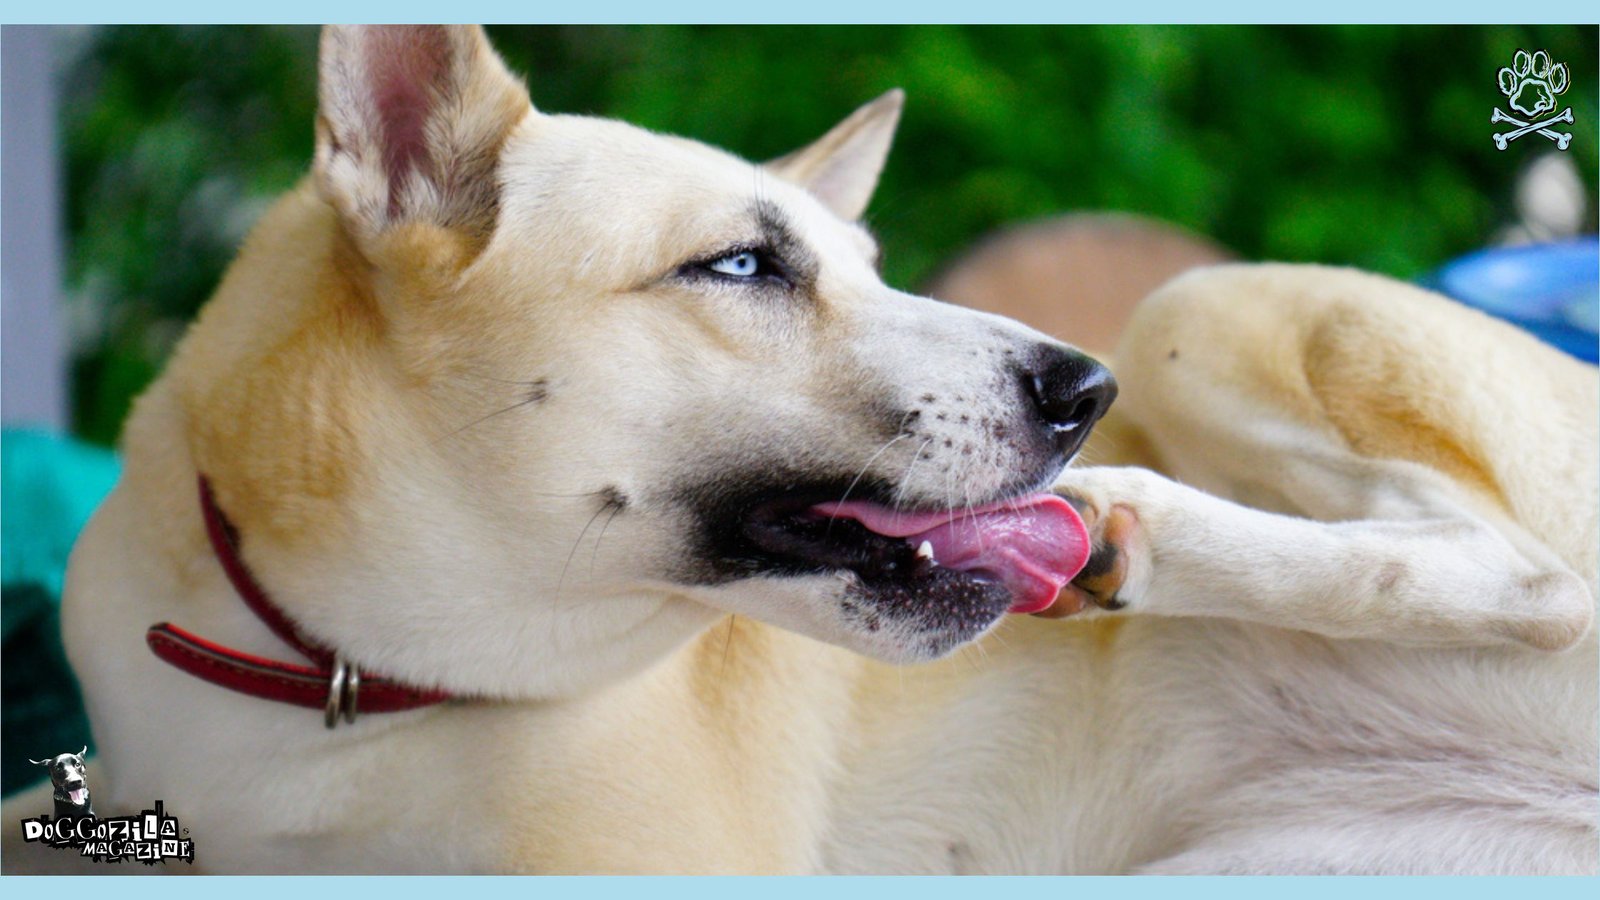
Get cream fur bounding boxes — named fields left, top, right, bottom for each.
left=4, top=26, right=1593, bottom=875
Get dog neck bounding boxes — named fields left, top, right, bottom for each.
left=144, top=476, right=455, bottom=728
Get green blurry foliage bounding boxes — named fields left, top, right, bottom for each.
left=62, top=25, right=1598, bottom=446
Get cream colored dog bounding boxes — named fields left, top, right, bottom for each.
left=5, top=25, right=1594, bottom=874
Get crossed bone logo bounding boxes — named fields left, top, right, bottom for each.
left=1493, top=49, right=1572, bottom=151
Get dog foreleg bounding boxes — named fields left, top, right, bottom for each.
left=1047, top=463, right=1592, bottom=650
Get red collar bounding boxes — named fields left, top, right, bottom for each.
left=146, top=477, right=453, bottom=728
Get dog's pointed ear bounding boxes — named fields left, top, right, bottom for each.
left=29, top=758, right=50, bottom=766
left=78, top=746, right=88, bottom=759
left=766, top=89, right=903, bottom=221
left=313, top=25, right=532, bottom=251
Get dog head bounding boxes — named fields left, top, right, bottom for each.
left=31, top=749, right=90, bottom=810
left=183, top=26, right=1112, bottom=698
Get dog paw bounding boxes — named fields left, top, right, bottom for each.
left=1038, top=469, right=1153, bottom=619
left=1497, top=570, right=1594, bottom=652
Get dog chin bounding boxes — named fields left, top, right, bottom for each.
left=834, top=569, right=1016, bottom=663
left=691, top=571, right=1011, bottom=665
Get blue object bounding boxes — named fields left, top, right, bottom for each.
left=2, top=428, right=121, bottom=601
left=1428, top=236, right=1599, bottom=364
left=2, top=428, right=120, bottom=795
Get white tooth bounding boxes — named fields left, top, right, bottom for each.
left=916, top=540, right=937, bottom=564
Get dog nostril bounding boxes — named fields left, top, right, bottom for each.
left=1058, top=396, right=1100, bottom=432
left=1025, top=348, right=1118, bottom=442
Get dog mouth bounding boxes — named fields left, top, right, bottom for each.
left=65, top=787, right=87, bottom=805
left=740, top=489, right=1091, bottom=615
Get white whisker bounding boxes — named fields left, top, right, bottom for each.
left=891, top=439, right=934, bottom=512
left=828, top=432, right=910, bottom=534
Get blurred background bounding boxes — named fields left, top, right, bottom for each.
left=10, top=24, right=1598, bottom=446
left=2, top=24, right=1597, bottom=792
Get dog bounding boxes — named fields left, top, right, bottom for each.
left=3, top=25, right=1592, bottom=874
left=27, top=749, right=94, bottom=820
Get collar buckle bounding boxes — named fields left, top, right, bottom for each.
left=324, top=655, right=361, bottom=729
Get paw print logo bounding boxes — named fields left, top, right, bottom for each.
left=1492, top=49, right=1573, bottom=151
left=1500, top=49, right=1567, bottom=117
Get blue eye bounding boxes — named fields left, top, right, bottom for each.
left=707, top=251, right=761, bottom=278
left=684, top=245, right=794, bottom=289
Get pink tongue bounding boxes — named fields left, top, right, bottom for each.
left=812, top=493, right=1091, bottom=614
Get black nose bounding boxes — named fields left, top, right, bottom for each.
left=1024, top=347, right=1117, bottom=457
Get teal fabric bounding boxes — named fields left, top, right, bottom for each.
left=2, top=429, right=120, bottom=795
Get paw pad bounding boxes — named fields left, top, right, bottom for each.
left=1035, top=499, right=1136, bottom=619
left=1498, top=48, right=1568, bottom=118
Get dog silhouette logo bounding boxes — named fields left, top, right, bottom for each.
left=1493, top=49, right=1573, bottom=151
left=29, top=747, right=94, bottom=819
left=18, top=748, right=196, bottom=865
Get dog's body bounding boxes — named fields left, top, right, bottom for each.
left=5, top=26, right=1593, bottom=874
